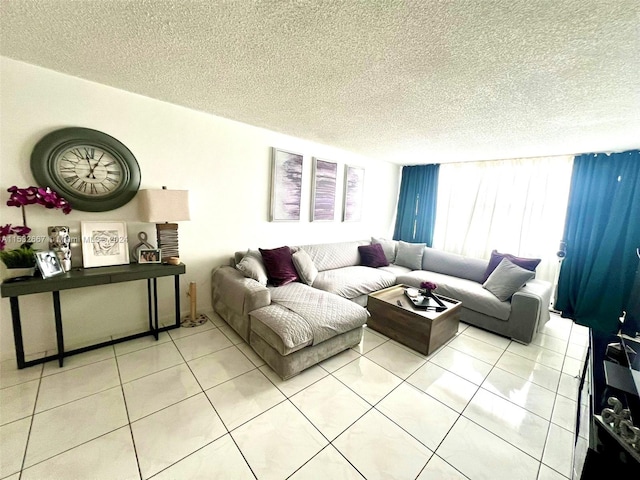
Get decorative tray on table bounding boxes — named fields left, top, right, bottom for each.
left=404, top=288, right=447, bottom=312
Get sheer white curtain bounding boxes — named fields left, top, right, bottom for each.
left=432, top=156, right=574, bottom=284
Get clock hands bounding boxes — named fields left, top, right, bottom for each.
left=84, top=156, right=94, bottom=179
left=85, top=152, right=105, bottom=179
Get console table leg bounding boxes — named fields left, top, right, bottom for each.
left=174, top=275, right=180, bottom=327
left=153, top=278, right=159, bottom=340
left=147, top=279, right=153, bottom=332
left=52, top=291, right=64, bottom=367
left=9, top=297, right=26, bottom=369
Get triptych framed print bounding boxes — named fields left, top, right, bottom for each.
left=268, top=147, right=364, bottom=222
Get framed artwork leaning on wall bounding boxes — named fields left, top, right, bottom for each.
left=81, top=221, right=130, bottom=268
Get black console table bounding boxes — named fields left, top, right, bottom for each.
left=574, top=330, right=640, bottom=478
left=1, top=263, right=186, bottom=369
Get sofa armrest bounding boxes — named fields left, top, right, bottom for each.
left=211, top=266, right=271, bottom=316
left=509, top=279, right=553, bottom=342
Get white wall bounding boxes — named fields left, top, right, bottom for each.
left=0, top=57, right=400, bottom=361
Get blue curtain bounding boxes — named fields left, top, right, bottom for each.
left=556, top=150, right=640, bottom=333
left=393, top=164, right=439, bottom=245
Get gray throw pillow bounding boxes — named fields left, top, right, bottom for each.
left=292, top=249, right=318, bottom=286
left=236, top=250, right=268, bottom=286
left=395, top=241, right=426, bottom=270
left=483, top=258, right=535, bottom=301
left=371, top=237, right=397, bottom=263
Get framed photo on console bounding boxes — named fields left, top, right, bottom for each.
left=81, top=221, right=130, bottom=268
left=138, top=248, right=162, bottom=264
left=35, top=251, right=64, bottom=278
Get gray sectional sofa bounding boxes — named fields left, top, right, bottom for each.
left=211, top=239, right=552, bottom=379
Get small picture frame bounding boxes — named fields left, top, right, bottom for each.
left=35, top=251, right=65, bottom=278
left=138, top=248, right=162, bottom=264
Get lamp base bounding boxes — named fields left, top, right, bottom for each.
left=156, top=223, right=179, bottom=262
left=181, top=313, right=209, bottom=328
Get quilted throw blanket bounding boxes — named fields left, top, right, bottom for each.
left=269, top=283, right=368, bottom=345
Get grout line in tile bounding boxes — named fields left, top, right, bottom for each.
left=19, top=425, right=131, bottom=476
left=112, top=345, right=144, bottom=480
left=33, top=362, right=124, bottom=416
left=286, top=443, right=367, bottom=480
left=15, top=364, right=44, bottom=478
left=416, top=453, right=470, bottom=480
left=362, top=351, right=425, bottom=381
left=456, top=412, right=546, bottom=467
left=39, top=351, right=117, bottom=378
left=475, top=382, right=554, bottom=425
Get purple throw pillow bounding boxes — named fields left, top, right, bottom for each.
left=359, top=243, right=389, bottom=268
left=482, top=250, right=541, bottom=283
left=258, top=246, right=299, bottom=286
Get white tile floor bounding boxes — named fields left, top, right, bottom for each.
left=0, top=312, right=586, bottom=479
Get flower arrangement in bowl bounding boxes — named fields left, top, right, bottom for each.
left=0, top=225, right=35, bottom=268
left=1, top=186, right=71, bottom=279
left=420, top=281, right=438, bottom=296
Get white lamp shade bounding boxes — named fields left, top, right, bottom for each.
left=139, top=189, right=191, bottom=223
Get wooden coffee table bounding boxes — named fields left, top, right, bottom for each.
left=367, top=284, right=462, bottom=355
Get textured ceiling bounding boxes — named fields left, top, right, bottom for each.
left=1, top=1, right=639, bottom=164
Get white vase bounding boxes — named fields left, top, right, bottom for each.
left=48, top=226, right=71, bottom=272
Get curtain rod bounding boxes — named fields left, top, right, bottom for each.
left=404, top=148, right=639, bottom=167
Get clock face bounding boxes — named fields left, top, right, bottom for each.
left=31, top=128, right=141, bottom=212
left=54, top=145, right=125, bottom=197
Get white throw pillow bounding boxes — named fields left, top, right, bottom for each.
left=235, top=250, right=268, bottom=286
left=483, top=258, right=535, bottom=301
left=292, top=249, right=318, bottom=285
left=371, top=237, right=398, bottom=264
left=394, top=241, right=426, bottom=270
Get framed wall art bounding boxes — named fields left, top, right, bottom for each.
left=270, top=148, right=303, bottom=221
left=343, top=165, right=365, bottom=222
left=81, top=221, right=130, bottom=268
left=311, top=157, right=337, bottom=221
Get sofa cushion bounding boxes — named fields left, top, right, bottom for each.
left=482, top=250, right=541, bottom=283
left=371, top=237, right=397, bottom=264
left=235, top=250, right=268, bottom=286
left=313, top=266, right=396, bottom=299
left=397, top=270, right=511, bottom=321
left=292, top=249, right=318, bottom=285
left=250, top=304, right=313, bottom=356
left=378, top=264, right=412, bottom=276
left=395, top=241, right=426, bottom=270
left=297, top=240, right=369, bottom=271
left=483, top=258, right=535, bottom=301
left=358, top=243, right=389, bottom=268
left=422, top=247, right=488, bottom=283
left=250, top=282, right=368, bottom=355
left=259, top=246, right=299, bottom=286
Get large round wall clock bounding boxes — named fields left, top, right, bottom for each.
left=31, top=127, right=141, bottom=212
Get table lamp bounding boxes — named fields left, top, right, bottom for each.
left=139, top=187, right=190, bottom=262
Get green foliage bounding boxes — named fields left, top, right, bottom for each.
left=0, top=244, right=36, bottom=268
